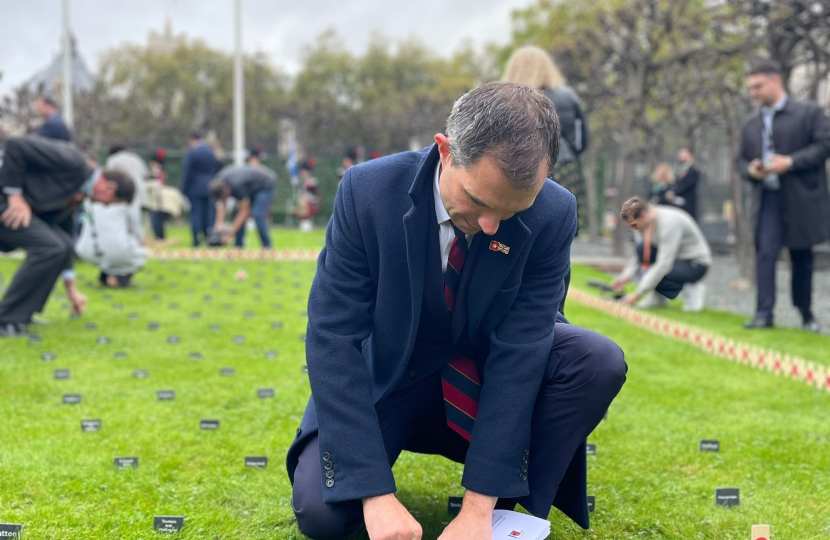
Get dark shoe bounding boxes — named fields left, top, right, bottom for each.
left=803, top=319, right=821, bottom=333
left=743, top=317, right=774, bottom=329
left=0, top=322, right=28, bottom=337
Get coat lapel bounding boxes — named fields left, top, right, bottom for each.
left=456, top=215, right=531, bottom=343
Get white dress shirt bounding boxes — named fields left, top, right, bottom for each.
left=434, top=163, right=473, bottom=273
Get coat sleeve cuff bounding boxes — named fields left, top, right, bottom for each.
left=320, top=467, right=397, bottom=504
left=461, top=454, right=530, bottom=499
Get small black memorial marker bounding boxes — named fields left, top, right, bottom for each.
left=271, top=322, right=283, bottom=330
left=147, top=322, right=160, bottom=330
left=152, top=294, right=161, bottom=301
left=133, top=370, right=149, bottom=379
left=41, top=352, right=56, bottom=361
left=81, top=419, right=102, bottom=432
left=257, top=388, right=275, bottom=398
left=96, top=336, right=110, bottom=345
left=203, top=294, right=212, bottom=301
left=586, top=444, right=597, bottom=456
left=273, top=303, right=282, bottom=309
left=113, top=303, right=123, bottom=310
left=233, top=335, right=245, bottom=344
left=154, top=516, right=184, bottom=533
left=63, top=393, right=81, bottom=405
left=220, top=367, right=236, bottom=377
left=167, top=335, right=181, bottom=344
left=587, top=495, right=596, bottom=513
left=28, top=334, right=42, bottom=344
left=223, top=303, right=233, bottom=310
left=447, top=497, right=463, bottom=516
left=715, top=488, right=740, bottom=508
left=168, top=303, right=179, bottom=310
left=245, top=456, right=268, bottom=468
left=104, top=294, right=113, bottom=301
left=114, top=351, right=128, bottom=359
left=244, top=311, right=254, bottom=318
left=189, top=312, right=201, bottom=319
left=264, top=350, right=277, bottom=359
left=85, top=323, right=97, bottom=331
left=128, top=312, right=139, bottom=320
left=54, top=369, right=70, bottom=380
left=188, top=352, right=202, bottom=360
left=209, top=323, right=221, bottom=331
left=200, top=419, right=220, bottom=430
left=699, top=440, right=720, bottom=452
left=157, top=390, right=175, bottom=401
left=114, top=457, right=138, bottom=469
left=0, top=524, right=22, bottom=538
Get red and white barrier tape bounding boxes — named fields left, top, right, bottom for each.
left=568, top=289, right=830, bottom=394
left=149, top=248, right=321, bottom=261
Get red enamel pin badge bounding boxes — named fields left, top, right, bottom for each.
left=489, top=240, right=510, bottom=255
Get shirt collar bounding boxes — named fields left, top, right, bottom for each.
left=762, top=94, right=788, bottom=115
left=433, top=161, right=451, bottom=225
left=83, top=168, right=100, bottom=197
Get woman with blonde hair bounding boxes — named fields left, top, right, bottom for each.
left=504, top=45, right=590, bottom=315
left=650, top=162, right=678, bottom=207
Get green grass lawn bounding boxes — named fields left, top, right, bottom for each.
left=0, top=245, right=828, bottom=539
left=151, top=224, right=326, bottom=251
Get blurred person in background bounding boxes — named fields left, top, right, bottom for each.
left=503, top=45, right=590, bottom=316
left=147, top=149, right=169, bottom=240
left=0, top=136, right=134, bottom=337
left=649, top=162, right=675, bottom=206
left=295, top=159, right=320, bottom=232
left=208, top=149, right=277, bottom=249
left=33, top=96, right=72, bottom=142
left=182, top=132, right=220, bottom=247
left=613, top=197, right=712, bottom=312
left=337, top=147, right=358, bottom=183
left=737, top=61, right=830, bottom=332
left=673, top=148, right=700, bottom=221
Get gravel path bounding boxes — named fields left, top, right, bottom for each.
left=571, top=238, right=830, bottom=334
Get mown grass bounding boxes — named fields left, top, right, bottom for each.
left=0, top=236, right=827, bottom=539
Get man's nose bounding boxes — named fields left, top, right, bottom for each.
left=478, top=215, right=500, bottom=236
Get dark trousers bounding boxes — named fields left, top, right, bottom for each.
left=755, top=190, right=813, bottom=321
left=150, top=211, right=167, bottom=240
left=234, top=189, right=274, bottom=248
left=0, top=201, right=74, bottom=324
left=635, top=244, right=708, bottom=300
left=290, top=324, right=627, bottom=540
left=188, top=196, right=214, bottom=247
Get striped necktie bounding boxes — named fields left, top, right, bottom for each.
left=442, top=223, right=481, bottom=442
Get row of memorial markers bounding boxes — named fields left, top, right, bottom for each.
left=1, top=260, right=790, bottom=537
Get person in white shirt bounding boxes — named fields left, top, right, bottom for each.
left=613, top=197, right=712, bottom=312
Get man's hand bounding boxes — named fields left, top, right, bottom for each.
left=762, top=154, right=793, bottom=175
left=438, top=491, right=496, bottom=540
left=748, top=159, right=766, bottom=180
left=611, top=277, right=627, bottom=292
left=1, top=194, right=32, bottom=230
left=621, top=292, right=639, bottom=306
left=363, top=493, right=422, bottom=540
left=68, top=289, right=88, bottom=316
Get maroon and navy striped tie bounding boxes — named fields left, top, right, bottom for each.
left=442, top=223, right=481, bottom=442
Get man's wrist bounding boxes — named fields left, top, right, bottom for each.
left=785, top=156, right=794, bottom=170
left=460, top=490, right=497, bottom=519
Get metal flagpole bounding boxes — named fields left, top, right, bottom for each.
left=62, top=0, right=74, bottom=128
left=233, top=0, right=245, bottom=166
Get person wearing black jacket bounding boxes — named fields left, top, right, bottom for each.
left=673, top=148, right=699, bottom=221
left=0, top=136, right=135, bottom=337
left=34, top=97, right=72, bottom=142
left=736, top=61, right=830, bottom=332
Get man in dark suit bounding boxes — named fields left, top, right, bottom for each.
left=182, top=133, right=220, bottom=246
left=736, top=61, right=830, bottom=332
left=287, top=83, right=627, bottom=540
left=34, top=97, right=72, bottom=142
left=673, top=148, right=699, bottom=221
left=0, top=136, right=135, bottom=337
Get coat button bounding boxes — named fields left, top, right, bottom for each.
left=325, top=469, right=334, bottom=479
left=322, top=452, right=331, bottom=461
left=409, top=370, right=418, bottom=379
left=520, top=473, right=527, bottom=482
left=296, top=428, right=302, bottom=437
left=324, top=461, right=332, bottom=470
left=326, top=479, right=335, bottom=488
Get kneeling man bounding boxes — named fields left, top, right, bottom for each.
left=287, top=82, right=627, bottom=540
left=613, top=197, right=712, bottom=311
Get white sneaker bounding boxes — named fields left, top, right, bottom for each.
left=682, top=282, right=706, bottom=312
left=636, top=292, right=668, bottom=309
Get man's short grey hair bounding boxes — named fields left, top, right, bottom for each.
left=445, top=81, right=560, bottom=190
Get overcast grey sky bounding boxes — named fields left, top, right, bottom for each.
left=0, top=0, right=534, bottom=96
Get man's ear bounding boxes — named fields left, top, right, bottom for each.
left=434, top=133, right=451, bottom=168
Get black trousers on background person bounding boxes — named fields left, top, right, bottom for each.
left=290, top=323, right=626, bottom=540
left=755, top=190, right=814, bottom=322
left=0, top=198, right=74, bottom=325
left=634, top=244, right=708, bottom=299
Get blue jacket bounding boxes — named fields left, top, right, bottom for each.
left=36, top=114, right=72, bottom=142
left=289, top=144, right=577, bottom=505
left=181, top=142, right=219, bottom=198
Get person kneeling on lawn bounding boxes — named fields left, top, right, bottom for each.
left=613, top=196, right=712, bottom=311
